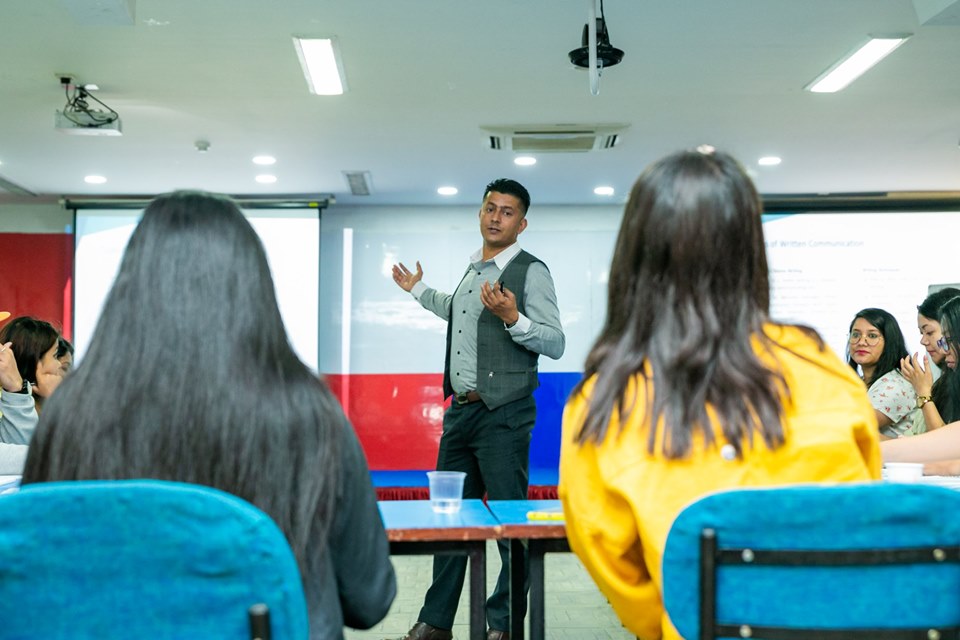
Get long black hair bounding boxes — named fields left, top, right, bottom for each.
left=23, top=191, right=341, bottom=576
left=846, top=308, right=908, bottom=387
left=573, top=148, right=817, bottom=459
left=918, top=288, right=960, bottom=327
left=935, top=295, right=960, bottom=422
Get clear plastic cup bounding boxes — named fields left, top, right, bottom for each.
left=427, top=471, right=466, bottom=514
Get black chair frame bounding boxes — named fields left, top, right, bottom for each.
left=698, top=527, right=960, bottom=640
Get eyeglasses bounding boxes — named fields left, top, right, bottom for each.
left=848, top=330, right=882, bottom=346
left=938, top=336, right=953, bottom=352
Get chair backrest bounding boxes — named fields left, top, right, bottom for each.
left=662, top=483, right=960, bottom=640
left=0, top=479, right=309, bottom=640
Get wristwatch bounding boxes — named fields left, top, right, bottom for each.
left=7, top=379, right=31, bottom=395
left=917, top=395, right=932, bottom=409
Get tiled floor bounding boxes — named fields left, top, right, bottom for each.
left=344, top=540, right=636, bottom=640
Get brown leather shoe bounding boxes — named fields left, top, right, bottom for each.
left=401, top=621, right=453, bottom=640
left=486, top=630, right=509, bottom=640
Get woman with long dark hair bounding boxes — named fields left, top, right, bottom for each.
left=846, top=308, right=916, bottom=439
left=558, top=148, right=879, bottom=640
left=883, top=296, right=960, bottom=468
left=22, top=191, right=395, bottom=639
left=900, top=288, right=960, bottom=434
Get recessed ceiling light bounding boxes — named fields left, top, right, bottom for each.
left=253, top=155, right=276, bottom=165
left=255, top=174, right=277, bottom=184
left=84, top=175, right=107, bottom=184
left=758, top=156, right=782, bottom=166
left=293, top=37, right=348, bottom=95
left=437, top=186, right=458, bottom=196
left=594, top=186, right=615, bottom=196
left=805, top=35, right=911, bottom=93
left=514, top=156, right=537, bottom=166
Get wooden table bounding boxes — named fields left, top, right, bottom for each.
left=485, top=499, right=570, bottom=640
left=378, top=499, right=502, bottom=640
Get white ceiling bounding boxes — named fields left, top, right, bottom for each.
left=1, top=0, right=959, bottom=207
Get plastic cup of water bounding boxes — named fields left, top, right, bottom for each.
left=427, top=471, right=466, bottom=514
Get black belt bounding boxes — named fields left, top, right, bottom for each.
left=454, top=390, right=482, bottom=405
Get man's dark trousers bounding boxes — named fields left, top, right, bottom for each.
left=418, top=394, right=536, bottom=631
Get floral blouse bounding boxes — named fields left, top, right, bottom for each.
left=867, top=369, right=920, bottom=438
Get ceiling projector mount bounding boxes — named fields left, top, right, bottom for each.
left=568, top=0, right=624, bottom=96
left=55, top=76, right=122, bottom=136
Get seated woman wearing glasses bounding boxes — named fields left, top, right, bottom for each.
left=22, top=191, right=396, bottom=639
left=883, top=296, right=960, bottom=469
left=847, top=308, right=917, bottom=439
left=899, top=290, right=960, bottom=435
left=558, top=148, right=880, bottom=640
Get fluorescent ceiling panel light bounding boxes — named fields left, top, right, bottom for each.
left=514, top=156, right=537, bottom=166
left=255, top=174, right=277, bottom=184
left=758, top=156, right=782, bottom=166
left=293, top=37, right=347, bottom=95
left=594, top=186, right=615, bottom=196
left=84, top=175, right=107, bottom=184
left=253, top=155, right=276, bottom=165
left=437, top=186, right=458, bottom=196
left=805, top=35, right=911, bottom=93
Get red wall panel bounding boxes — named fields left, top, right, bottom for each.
left=325, top=373, right=446, bottom=470
left=0, top=233, right=73, bottom=337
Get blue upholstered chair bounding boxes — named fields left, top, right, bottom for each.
left=662, top=483, right=960, bottom=640
left=0, top=479, right=309, bottom=640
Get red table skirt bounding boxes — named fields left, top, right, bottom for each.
left=376, top=485, right=558, bottom=501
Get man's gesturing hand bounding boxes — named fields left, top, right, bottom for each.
left=392, top=261, right=423, bottom=292
left=480, top=280, right=519, bottom=326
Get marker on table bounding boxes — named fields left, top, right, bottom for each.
left=526, top=510, right=564, bottom=521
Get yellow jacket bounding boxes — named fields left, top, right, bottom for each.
left=558, top=324, right=881, bottom=640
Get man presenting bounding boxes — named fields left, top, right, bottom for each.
left=392, top=178, right=565, bottom=640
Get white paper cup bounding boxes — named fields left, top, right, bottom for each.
left=427, top=471, right=466, bottom=514
left=884, top=462, right=924, bottom=483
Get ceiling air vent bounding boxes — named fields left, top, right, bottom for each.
left=481, top=124, right=628, bottom=153
left=342, top=170, right=373, bottom=196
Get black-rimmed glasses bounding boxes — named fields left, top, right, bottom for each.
left=938, top=336, right=953, bottom=353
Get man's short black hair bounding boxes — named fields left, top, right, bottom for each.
left=484, top=178, right=530, bottom=215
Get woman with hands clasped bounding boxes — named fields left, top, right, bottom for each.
left=847, top=308, right=917, bottom=439
left=884, top=293, right=960, bottom=474
left=898, top=288, right=960, bottom=434
left=882, top=309, right=960, bottom=464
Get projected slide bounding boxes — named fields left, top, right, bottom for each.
left=764, top=212, right=958, bottom=360
left=73, top=208, right=320, bottom=371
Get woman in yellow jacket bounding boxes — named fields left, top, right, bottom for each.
left=558, top=148, right=881, bottom=640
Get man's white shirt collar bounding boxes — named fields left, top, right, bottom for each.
left=470, top=242, right=521, bottom=270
